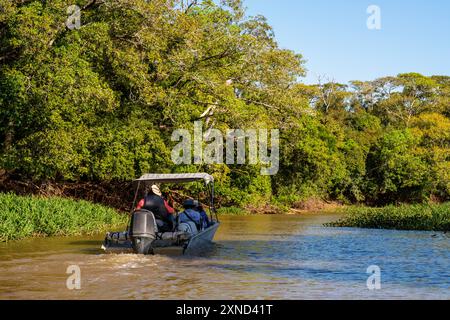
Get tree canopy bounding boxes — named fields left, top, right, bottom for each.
left=1, top=0, right=449, bottom=207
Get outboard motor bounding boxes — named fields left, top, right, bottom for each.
left=129, top=209, right=157, bottom=254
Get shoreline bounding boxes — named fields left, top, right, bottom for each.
left=0, top=193, right=128, bottom=242
left=326, top=203, right=450, bottom=232
left=1, top=192, right=449, bottom=242
left=219, top=202, right=450, bottom=232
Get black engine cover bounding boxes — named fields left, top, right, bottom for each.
left=129, top=209, right=157, bottom=239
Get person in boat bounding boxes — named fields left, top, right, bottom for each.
left=136, top=185, right=175, bottom=232
left=177, top=199, right=204, bottom=232
left=194, top=200, right=210, bottom=228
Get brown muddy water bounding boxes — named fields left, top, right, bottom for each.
left=0, top=214, right=449, bottom=300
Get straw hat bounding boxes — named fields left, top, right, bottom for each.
left=151, top=184, right=162, bottom=196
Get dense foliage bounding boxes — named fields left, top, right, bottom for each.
left=1, top=0, right=449, bottom=208
left=328, top=203, right=450, bottom=232
left=0, top=192, right=127, bottom=241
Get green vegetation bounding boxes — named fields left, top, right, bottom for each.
left=0, top=193, right=128, bottom=242
left=216, top=206, right=250, bottom=216
left=327, top=203, right=450, bottom=231
left=0, top=1, right=449, bottom=213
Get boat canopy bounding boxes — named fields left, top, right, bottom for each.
left=135, top=173, right=214, bottom=185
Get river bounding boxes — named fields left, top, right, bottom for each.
left=0, top=214, right=449, bottom=300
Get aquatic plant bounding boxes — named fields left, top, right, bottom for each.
left=0, top=193, right=128, bottom=242
left=327, top=203, right=450, bottom=231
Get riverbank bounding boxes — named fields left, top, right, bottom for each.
left=2, top=191, right=449, bottom=243
left=327, top=203, right=450, bottom=232
left=217, top=198, right=344, bottom=216
left=219, top=202, right=450, bottom=232
left=0, top=193, right=128, bottom=242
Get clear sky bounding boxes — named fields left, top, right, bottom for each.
left=243, top=0, right=450, bottom=84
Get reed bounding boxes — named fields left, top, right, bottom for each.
left=327, top=203, right=450, bottom=231
left=0, top=193, right=128, bottom=242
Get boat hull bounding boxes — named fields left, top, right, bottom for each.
left=101, top=223, right=220, bottom=256
left=184, top=222, right=220, bottom=253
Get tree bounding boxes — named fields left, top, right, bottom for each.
left=366, top=129, right=431, bottom=204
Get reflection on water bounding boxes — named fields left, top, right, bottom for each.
left=0, top=214, right=449, bottom=300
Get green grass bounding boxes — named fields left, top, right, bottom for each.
left=327, top=202, right=450, bottom=231
left=0, top=193, right=128, bottom=242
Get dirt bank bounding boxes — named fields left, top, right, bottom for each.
left=0, top=173, right=135, bottom=212
left=288, top=198, right=344, bottom=214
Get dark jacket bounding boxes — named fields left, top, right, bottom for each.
left=142, top=194, right=173, bottom=230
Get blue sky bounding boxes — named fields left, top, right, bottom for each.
left=243, top=0, right=450, bottom=84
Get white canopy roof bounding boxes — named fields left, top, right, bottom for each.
left=135, top=173, right=214, bottom=184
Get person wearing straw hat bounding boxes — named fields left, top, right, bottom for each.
left=136, top=184, right=175, bottom=232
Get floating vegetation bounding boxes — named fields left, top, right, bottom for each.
left=327, top=203, right=450, bottom=231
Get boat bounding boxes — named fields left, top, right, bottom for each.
left=101, top=173, right=220, bottom=255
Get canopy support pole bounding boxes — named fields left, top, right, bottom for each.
left=130, top=181, right=141, bottom=215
